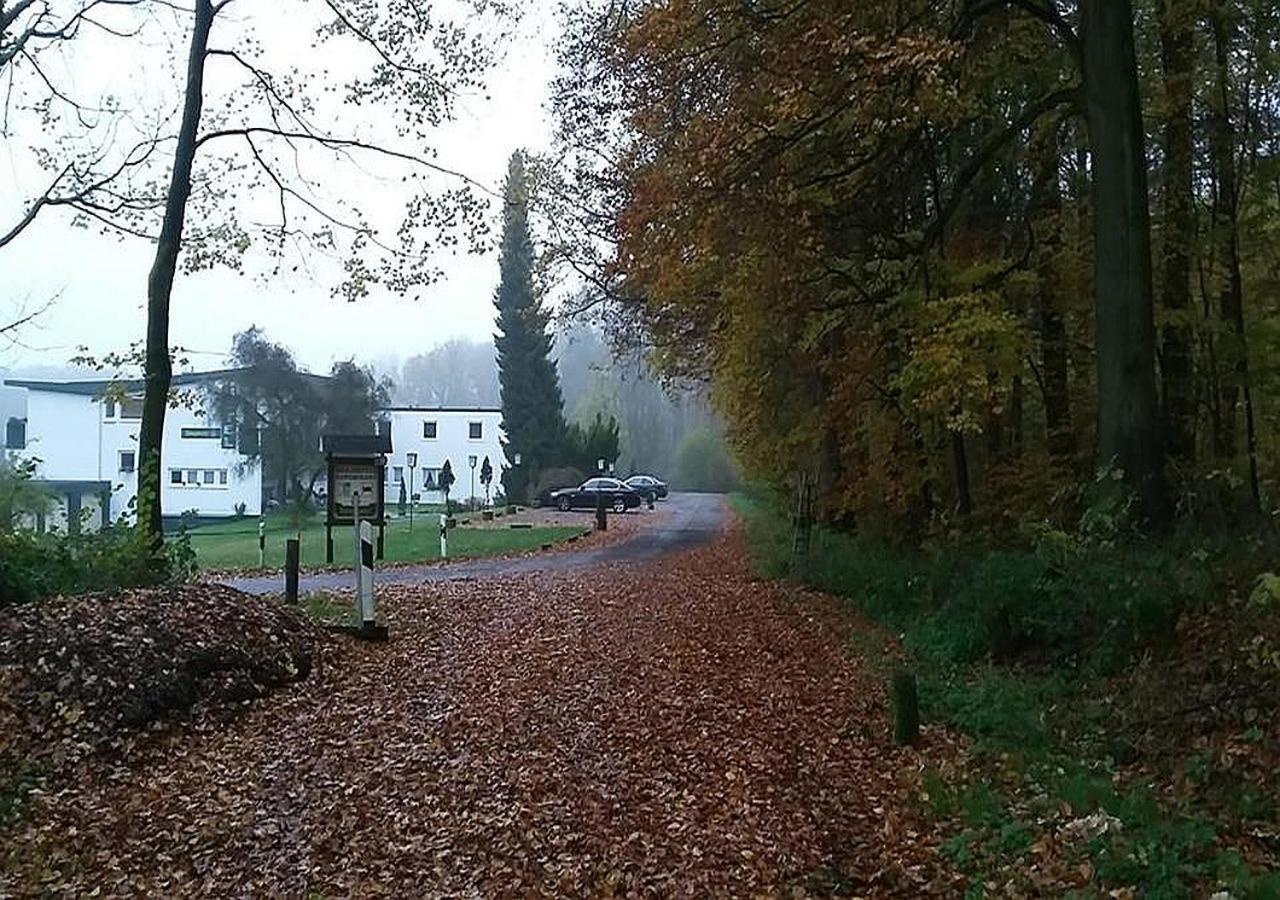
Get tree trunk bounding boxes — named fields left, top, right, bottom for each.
left=950, top=429, right=972, bottom=516
left=1207, top=5, right=1260, bottom=505
left=1032, top=133, right=1074, bottom=464
left=1080, top=0, right=1167, bottom=519
left=1159, top=0, right=1196, bottom=464
left=137, top=0, right=214, bottom=554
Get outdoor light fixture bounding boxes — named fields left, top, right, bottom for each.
left=514, top=452, right=522, bottom=466
left=597, top=457, right=606, bottom=472
left=406, top=452, right=418, bottom=531
left=469, top=455, right=478, bottom=468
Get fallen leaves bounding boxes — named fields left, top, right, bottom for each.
left=1, top=529, right=961, bottom=896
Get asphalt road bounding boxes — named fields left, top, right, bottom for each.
left=217, top=492, right=728, bottom=595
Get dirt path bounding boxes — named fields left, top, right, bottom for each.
left=2, top=517, right=958, bottom=897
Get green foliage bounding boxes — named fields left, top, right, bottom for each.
left=531, top=466, right=587, bottom=503
left=565, top=412, right=620, bottom=473
left=211, top=327, right=390, bottom=504
left=673, top=426, right=739, bottom=492
left=495, top=152, right=569, bottom=503
left=0, top=522, right=195, bottom=606
left=0, top=456, right=52, bottom=529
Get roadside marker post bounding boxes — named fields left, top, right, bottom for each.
left=349, top=488, right=386, bottom=640
left=439, top=513, right=448, bottom=559
left=258, top=518, right=266, bottom=567
left=284, top=538, right=300, bottom=605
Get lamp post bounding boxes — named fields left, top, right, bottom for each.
left=406, top=451, right=418, bottom=532
left=468, top=454, right=478, bottom=510
left=597, top=457, right=606, bottom=473
left=512, top=452, right=523, bottom=507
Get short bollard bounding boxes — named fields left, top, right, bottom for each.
left=284, top=538, right=300, bottom=605
left=257, top=518, right=266, bottom=567
left=892, top=669, right=920, bottom=746
left=595, top=494, right=607, bottom=532
left=439, top=513, right=448, bottom=559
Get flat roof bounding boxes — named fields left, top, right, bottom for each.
left=4, top=367, right=331, bottom=397
left=380, top=406, right=502, bottom=414
left=4, top=368, right=245, bottom=397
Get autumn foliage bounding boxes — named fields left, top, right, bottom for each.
left=550, top=0, right=1280, bottom=535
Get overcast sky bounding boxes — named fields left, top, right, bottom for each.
left=1, top=0, right=562, bottom=378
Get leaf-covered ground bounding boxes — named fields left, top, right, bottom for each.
left=1, top=532, right=961, bottom=897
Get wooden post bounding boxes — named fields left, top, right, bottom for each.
left=284, top=538, right=300, bottom=605
left=892, top=670, right=920, bottom=746
left=325, top=523, right=333, bottom=564
left=595, top=492, right=607, bottom=531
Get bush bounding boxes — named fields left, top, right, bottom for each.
left=531, top=467, right=587, bottom=504
left=0, top=524, right=195, bottom=607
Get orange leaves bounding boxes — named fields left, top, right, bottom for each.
left=1, top=527, right=963, bottom=896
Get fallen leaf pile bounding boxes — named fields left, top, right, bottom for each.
left=1, top=531, right=961, bottom=897
left=0, top=584, right=318, bottom=777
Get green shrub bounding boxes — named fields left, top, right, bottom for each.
left=0, top=523, right=194, bottom=606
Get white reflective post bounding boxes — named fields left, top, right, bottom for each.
left=439, top=512, right=448, bottom=559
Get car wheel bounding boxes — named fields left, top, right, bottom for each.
left=557, top=496, right=571, bottom=512
left=612, top=497, right=626, bottom=513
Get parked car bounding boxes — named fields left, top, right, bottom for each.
left=550, top=477, right=644, bottom=513
left=624, top=474, right=669, bottom=501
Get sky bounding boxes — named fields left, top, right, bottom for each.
left=1, top=0, right=563, bottom=379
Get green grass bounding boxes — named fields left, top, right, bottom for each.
left=729, top=490, right=1280, bottom=898
left=184, top=512, right=586, bottom=571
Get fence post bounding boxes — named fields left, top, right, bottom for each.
left=258, top=517, right=266, bottom=567
left=284, top=538, right=300, bottom=605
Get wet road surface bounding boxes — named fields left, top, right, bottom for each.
left=218, top=492, right=728, bottom=595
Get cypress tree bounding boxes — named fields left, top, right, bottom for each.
left=494, top=152, right=567, bottom=502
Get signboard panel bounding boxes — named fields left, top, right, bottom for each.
left=327, top=459, right=385, bottom=523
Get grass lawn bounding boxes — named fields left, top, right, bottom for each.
left=183, top=513, right=586, bottom=571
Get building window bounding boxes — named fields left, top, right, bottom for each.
left=469, top=421, right=483, bottom=440
left=221, top=424, right=237, bottom=449
left=186, top=469, right=198, bottom=485
left=423, top=421, right=438, bottom=439
left=170, top=469, right=183, bottom=485
left=202, top=470, right=215, bottom=484
left=181, top=427, right=222, bottom=439
left=219, top=470, right=228, bottom=485
left=119, top=398, right=143, bottom=420
left=104, top=400, right=117, bottom=419
left=393, top=466, right=403, bottom=484
left=119, top=450, right=136, bottom=474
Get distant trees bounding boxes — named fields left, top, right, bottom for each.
left=398, top=340, right=500, bottom=408
left=495, top=152, right=568, bottom=502
left=566, top=412, right=619, bottom=474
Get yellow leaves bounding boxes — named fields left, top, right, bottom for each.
left=896, top=292, right=1030, bottom=433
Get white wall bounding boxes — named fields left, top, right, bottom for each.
left=383, top=408, right=506, bottom=505
left=18, top=386, right=261, bottom=520
left=24, top=392, right=99, bottom=479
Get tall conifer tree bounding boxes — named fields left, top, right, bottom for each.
left=494, top=152, right=567, bottom=502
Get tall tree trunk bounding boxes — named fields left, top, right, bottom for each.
left=138, top=0, right=214, bottom=554
left=1032, top=132, right=1074, bottom=464
left=1159, top=0, right=1196, bottom=464
left=951, top=429, right=972, bottom=516
left=1080, top=0, right=1167, bottom=519
left=1208, top=4, right=1261, bottom=505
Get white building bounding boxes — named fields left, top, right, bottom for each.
left=379, top=407, right=506, bottom=506
left=4, top=370, right=262, bottom=531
